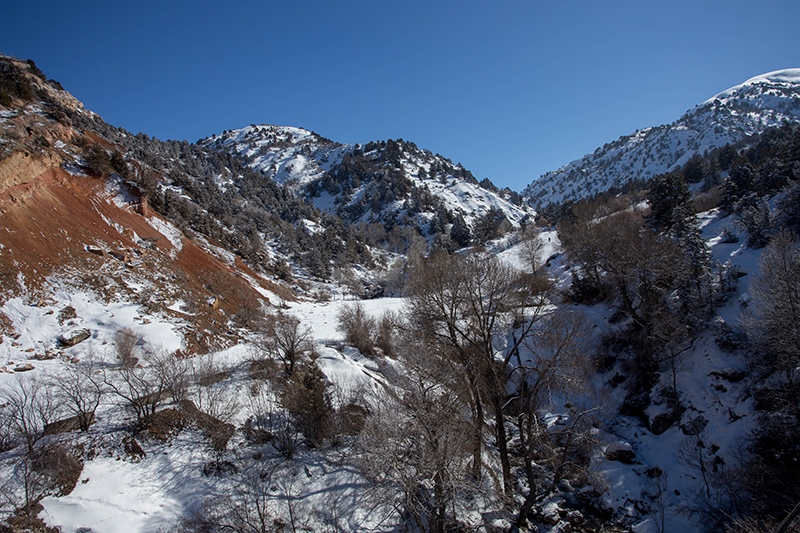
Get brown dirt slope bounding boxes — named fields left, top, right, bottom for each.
left=0, top=155, right=286, bottom=353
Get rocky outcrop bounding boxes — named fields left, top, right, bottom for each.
left=57, top=328, right=91, bottom=347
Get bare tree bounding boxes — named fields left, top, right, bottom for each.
left=356, top=330, right=481, bottom=533
left=333, top=266, right=363, bottom=300
left=197, top=460, right=281, bottom=533
left=188, top=354, right=240, bottom=423
left=649, top=469, right=669, bottom=533
left=104, top=344, right=186, bottom=427
left=374, top=310, right=398, bottom=357
left=742, top=230, right=800, bottom=381
left=510, top=308, right=596, bottom=529
left=0, top=402, right=14, bottom=453
left=405, top=249, right=546, bottom=493
left=519, top=227, right=547, bottom=276
left=0, top=453, right=43, bottom=516
left=46, top=354, right=104, bottom=431
left=114, top=327, right=141, bottom=367
left=560, top=208, right=684, bottom=329
left=0, top=375, right=57, bottom=453
left=257, top=311, right=313, bottom=376
left=245, top=381, right=300, bottom=459
left=676, top=432, right=750, bottom=531
left=274, top=466, right=309, bottom=533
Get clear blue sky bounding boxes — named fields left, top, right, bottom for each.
left=2, top=0, right=799, bottom=192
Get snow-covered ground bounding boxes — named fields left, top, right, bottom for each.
left=0, top=287, right=408, bottom=533
left=0, top=208, right=769, bottom=533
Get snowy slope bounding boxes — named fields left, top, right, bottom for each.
left=524, top=69, right=800, bottom=207
left=200, top=125, right=351, bottom=187
left=321, top=139, right=531, bottom=229
left=205, top=127, right=533, bottom=232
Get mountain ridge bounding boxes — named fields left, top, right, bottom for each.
left=202, top=124, right=533, bottom=243
left=523, top=68, right=800, bottom=207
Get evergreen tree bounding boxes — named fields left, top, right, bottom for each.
left=646, top=172, right=690, bottom=233
left=449, top=214, right=472, bottom=247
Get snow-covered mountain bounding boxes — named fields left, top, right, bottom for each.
left=203, top=127, right=532, bottom=235
left=3, top=53, right=800, bottom=533
left=524, top=69, right=800, bottom=207
left=200, top=125, right=350, bottom=187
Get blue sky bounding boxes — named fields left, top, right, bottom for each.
left=2, top=0, right=799, bottom=192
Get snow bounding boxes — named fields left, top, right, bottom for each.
left=495, top=228, right=561, bottom=271
left=1, top=292, right=409, bottom=533
left=0, top=290, right=183, bottom=372
left=704, top=68, right=800, bottom=104
left=315, top=345, right=384, bottom=404
left=0, top=190, right=781, bottom=533
left=104, top=175, right=138, bottom=208
left=204, top=124, right=534, bottom=232
left=40, top=454, right=188, bottom=533
left=526, top=69, right=800, bottom=207
left=145, top=216, right=183, bottom=256
left=287, top=297, right=405, bottom=343
left=200, top=124, right=351, bottom=188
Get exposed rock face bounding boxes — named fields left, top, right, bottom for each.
left=44, top=413, right=96, bottom=434
left=0, top=150, right=60, bottom=192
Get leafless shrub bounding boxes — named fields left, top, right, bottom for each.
left=0, top=398, right=17, bottom=452
left=31, top=441, right=83, bottom=497
left=519, top=227, right=547, bottom=276
left=0, top=374, right=58, bottom=453
left=693, top=186, right=723, bottom=213
left=255, top=311, right=312, bottom=375
left=374, top=310, right=398, bottom=357
left=188, top=354, right=240, bottom=424
left=355, top=341, right=480, bottom=533
left=244, top=382, right=300, bottom=458
left=114, top=327, right=141, bottom=368
left=104, top=346, right=187, bottom=427
left=192, top=460, right=281, bottom=533
left=336, top=302, right=375, bottom=356
left=676, top=432, right=751, bottom=532
left=45, top=353, right=104, bottom=432
left=147, top=407, right=190, bottom=441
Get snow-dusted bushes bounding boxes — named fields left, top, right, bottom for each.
left=336, top=302, right=376, bottom=356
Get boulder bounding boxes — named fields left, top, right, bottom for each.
left=58, top=328, right=90, bottom=347
left=650, top=411, right=680, bottom=435
left=681, top=415, right=709, bottom=436
left=605, top=441, right=636, bottom=463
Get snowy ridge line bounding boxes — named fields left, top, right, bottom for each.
left=524, top=68, right=800, bottom=207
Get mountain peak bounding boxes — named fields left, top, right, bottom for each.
left=702, top=67, right=800, bottom=105
left=524, top=69, right=800, bottom=207
left=200, top=124, right=347, bottom=186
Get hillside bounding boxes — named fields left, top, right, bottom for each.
left=524, top=69, right=800, bottom=207
left=1, top=53, right=799, bottom=533
left=203, top=127, right=533, bottom=242
left=0, top=57, right=308, bottom=353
